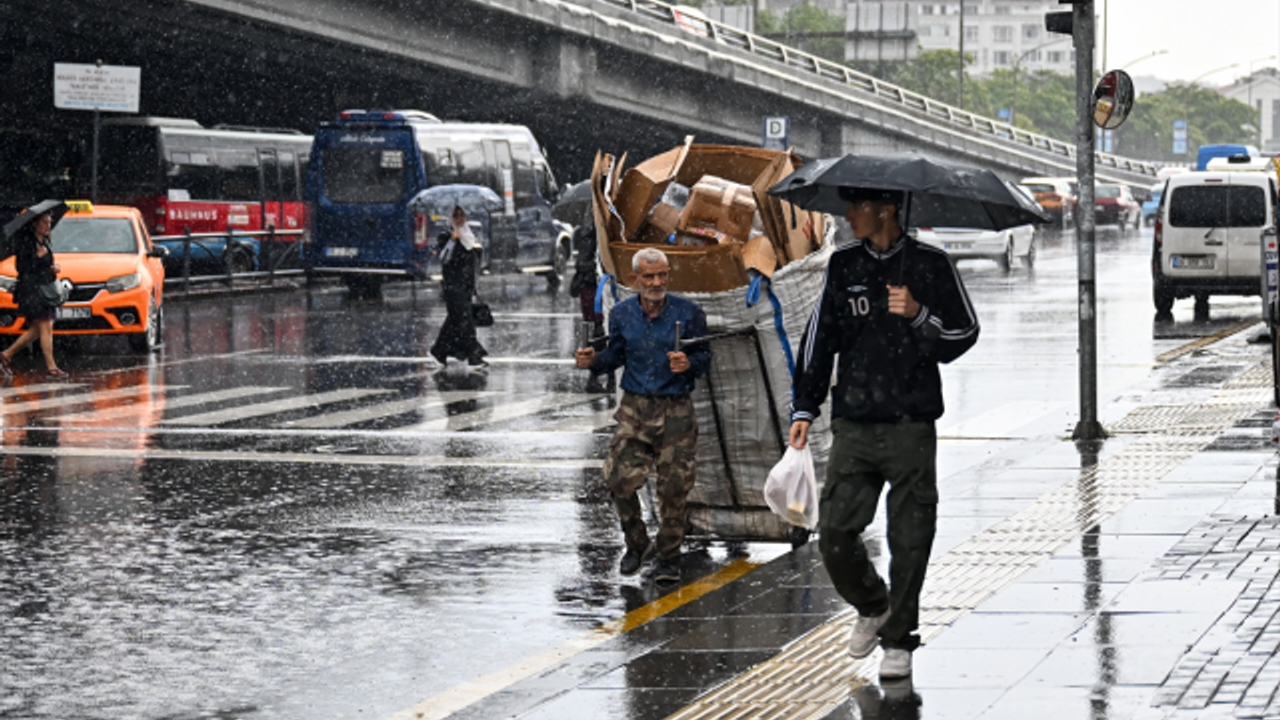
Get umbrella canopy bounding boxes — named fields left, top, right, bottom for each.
left=551, top=179, right=592, bottom=225
left=408, top=184, right=503, bottom=216
left=768, top=152, right=1050, bottom=230
left=3, top=199, right=69, bottom=239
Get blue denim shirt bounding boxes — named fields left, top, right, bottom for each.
left=593, top=294, right=712, bottom=397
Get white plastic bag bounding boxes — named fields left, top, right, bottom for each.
left=763, top=445, right=819, bottom=530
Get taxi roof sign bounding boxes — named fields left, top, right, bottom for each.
left=65, top=200, right=94, bottom=213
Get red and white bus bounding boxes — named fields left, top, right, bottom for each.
left=82, top=116, right=313, bottom=239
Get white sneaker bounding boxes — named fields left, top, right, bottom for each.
left=880, top=648, right=912, bottom=679
left=848, top=610, right=889, bottom=659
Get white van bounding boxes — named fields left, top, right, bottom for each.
left=1152, top=171, right=1279, bottom=319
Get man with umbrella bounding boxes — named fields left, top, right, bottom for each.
left=773, top=152, right=1042, bottom=680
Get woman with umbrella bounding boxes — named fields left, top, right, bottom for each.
left=429, top=204, right=488, bottom=369
left=0, top=200, right=68, bottom=379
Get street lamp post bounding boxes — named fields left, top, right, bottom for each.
left=1118, top=49, right=1169, bottom=73
left=1184, top=63, right=1241, bottom=154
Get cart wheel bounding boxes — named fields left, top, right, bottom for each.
left=789, top=526, right=811, bottom=549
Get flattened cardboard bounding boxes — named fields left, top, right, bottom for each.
left=742, top=234, right=778, bottom=278
left=591, top=151, right=618, bottom=277
left=614, top=137, right=692, bottom=240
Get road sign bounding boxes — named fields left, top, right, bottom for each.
left=762, top=116, right=789, bottom=151
left=54, top=63, right=141, bottom=113
left=1173, top=119, right=1187, bottom=155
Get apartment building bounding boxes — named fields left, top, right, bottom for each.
left=914, top=0, right=1073, bottom=76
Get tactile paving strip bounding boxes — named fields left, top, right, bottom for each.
left=664, top=356, right=1272, bottom=720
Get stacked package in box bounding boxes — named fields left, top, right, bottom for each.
left=590, top=139, right=834, bottom=542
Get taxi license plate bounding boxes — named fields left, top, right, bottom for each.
left=944, top=242, right=972, bottom=250
left=325, top=247, right=359, bottom=258
left=1172, top=255, right=1214, bottom=269
left=55, top=307, right=91, bottom=320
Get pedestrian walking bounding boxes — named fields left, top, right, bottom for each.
left=788, top=186, right=980, bottom=679
left=0, top=201, right=70, bottom=379
left=430, top=205, right=488, bottom=369
left=574, top=247, right=711, bottom=584
left=567, top=211, right=614, bottom=393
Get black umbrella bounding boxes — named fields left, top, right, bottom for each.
left=3, top=199, right=69, bottom=239
left=768, top=152, right=1050, bottom=230
left=551, top=179, right=592, bottom=225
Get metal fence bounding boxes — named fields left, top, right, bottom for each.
left=152, top=227, right=306, bottom=294
left=591, top=0, right=1160, bottom=179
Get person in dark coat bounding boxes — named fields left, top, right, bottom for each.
left=1, top=210, right=65, bottom=378
left=789, top=187, right=979, bottom=681
left=568, top=211, right=614, bottom=393
left=430, top=205, right=488, bottom=369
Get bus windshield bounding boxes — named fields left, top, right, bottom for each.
left=322, top=146, right=408, bottom=204
left=97, top=126, right=162, bottom=195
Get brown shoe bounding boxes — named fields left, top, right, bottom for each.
left=46, top=368, right=69, bottom=379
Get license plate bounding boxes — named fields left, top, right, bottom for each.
left=1172, top=255, right=1214, bottom=269
left=55, top=306, right=91, bottom=320
left=944, top=242, right=972, bottom=250
left=325, top=247, right=359, bottom=258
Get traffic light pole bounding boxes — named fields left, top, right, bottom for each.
left=1072, top=0, right=1105, bottom=441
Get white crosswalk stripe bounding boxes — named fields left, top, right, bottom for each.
left=163, top=387, right=394, bottom=427
left=56, top=386, right=289, bottom=424
left=401, top=393, right=602, bottom=433
left=278, top=391, right=499, bottom=429
left=0, top=385, right=189, bottom=417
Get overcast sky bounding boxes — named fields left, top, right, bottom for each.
left=1101, top=0, right=1280, bottom=85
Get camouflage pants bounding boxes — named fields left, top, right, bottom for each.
left=603, top=392, right=698, bottom=560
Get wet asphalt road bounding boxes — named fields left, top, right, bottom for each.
left=0, top=225, right=1264, bottom=720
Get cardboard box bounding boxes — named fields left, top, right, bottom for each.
left=677, top=175, right=757, bottom=243
left=609, top=241, right=747, bottom=293
left=613, top=137, right=693, bottom=241
left=593, top=143, right=826, bottom=292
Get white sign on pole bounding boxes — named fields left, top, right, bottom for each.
left=54, top=63, right=141, bottom=113
left=762, top=116, right=789, bottom=151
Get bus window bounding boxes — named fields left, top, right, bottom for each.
left=322, top=146, right=407, bottom=204
left=98, top=126, right=161, bottom=195
left=280, top=153, right=299, bottom=201
left=260, top=150, right=280, bottom=201
left=166, top=162, right=219, bottom=200
left=512, top=142, right=535, bottom=206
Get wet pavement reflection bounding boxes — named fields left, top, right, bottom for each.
left=1, top=225, right=1274, bottom=720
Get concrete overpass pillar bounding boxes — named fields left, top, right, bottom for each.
left=534, top=38, right=597, bottom=100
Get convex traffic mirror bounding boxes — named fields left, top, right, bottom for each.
left=1093, top=69, right=1135, bottom=130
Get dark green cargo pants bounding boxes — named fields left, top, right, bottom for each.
left=819, top=417, right=938, bottom=651
left=603, top=392, right=698, bottom=560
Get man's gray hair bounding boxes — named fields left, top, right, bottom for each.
left=632, top=247, right=669, bottom=271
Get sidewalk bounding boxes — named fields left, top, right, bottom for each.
left=434, top=324, right=1280, bottom=720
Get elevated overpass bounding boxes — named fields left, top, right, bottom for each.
left=1, top=0, right=1158, bottom=186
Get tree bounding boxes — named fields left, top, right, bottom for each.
left=1114, top=84, right=1255, bottom=161
left=881, top=49, right=972, bottom=108
left=756, top=3, right=845, bottom=65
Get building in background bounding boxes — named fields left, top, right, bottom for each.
left=846, top=1, right=917, bottom=63
left=1217, top=68, right=1280, bottom=153
left=914, top=0, right=1073, bottom=77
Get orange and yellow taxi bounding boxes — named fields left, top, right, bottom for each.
left=0, top=201, right=167, bottom=353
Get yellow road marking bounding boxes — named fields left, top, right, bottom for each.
left=389, top=557, right=760, bottom=720
left=1156, top=319, right=1259, bottom=364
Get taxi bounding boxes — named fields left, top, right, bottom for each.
left=0, top=201, right=167, bottom=353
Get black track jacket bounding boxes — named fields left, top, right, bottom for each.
left=791, top=236, right=979, bottom=425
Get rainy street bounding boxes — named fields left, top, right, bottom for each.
left=0, top=225, right=1268, bottom=720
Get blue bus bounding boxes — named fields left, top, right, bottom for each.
left=304, top=110, right=571, bottom=296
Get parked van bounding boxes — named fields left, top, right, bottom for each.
left=1152, top=171, right=1279, bottom=319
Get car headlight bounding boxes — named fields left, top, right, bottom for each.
left=0, top=276, right=14, bottom=294
left=106, top=272, right=141, bottom=293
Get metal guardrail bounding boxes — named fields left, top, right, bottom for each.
left=592, top=0, right=1160, bottom=180
left=152, top=227, right=305, bottom=294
